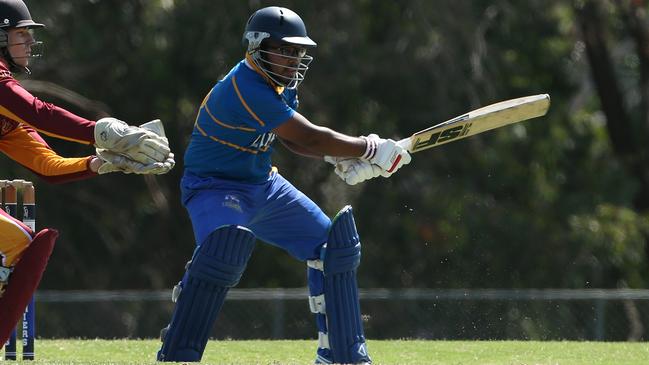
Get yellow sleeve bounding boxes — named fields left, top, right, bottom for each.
left=0, top=125, right=90, bottom=176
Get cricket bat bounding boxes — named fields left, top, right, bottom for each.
left=397, top=94, right=550, bottom=153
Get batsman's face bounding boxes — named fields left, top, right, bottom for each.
left=7, top=27, right=36, bottom=67
left=265, top=44, right=305, bottom=79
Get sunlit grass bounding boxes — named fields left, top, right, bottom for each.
left=4, top=339, right=648, bottom=364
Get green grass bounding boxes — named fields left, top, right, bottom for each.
left=2, top=339, right=648, bottom=364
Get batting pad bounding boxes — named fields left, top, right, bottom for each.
left=323, top=206, right=371, bottom=364
left=157, top=225, right=255, bottom=362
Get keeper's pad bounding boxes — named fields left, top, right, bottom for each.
left=0, top=229, right=57, bottom=346
left=307, top=206, right=371, bottom=364
left=157, top=226, right=255, bottom=362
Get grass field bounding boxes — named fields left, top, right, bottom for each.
left=2, top=339, right=648, bottom=364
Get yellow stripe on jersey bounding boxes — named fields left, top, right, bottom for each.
left=199, top=88, right=213, bottom=107
left=0, top=104, right=91, bottom=144
left=195, top=121, right=259, bottom=154
left=232, top=75, right=266, bottom=127
left=199, top=84, right=257, bottom=132
left=203, top=104, right=256, bottom=132
left=244, top=53, right=285, bottom=95
left=194, top=120, right=272, bottom=153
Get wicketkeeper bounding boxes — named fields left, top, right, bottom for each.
left=0, top=0, right=175, bottom=346
left=157, top=6, right=410, bottom=364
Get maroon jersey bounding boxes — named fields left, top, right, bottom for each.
left=0, top=61, right=97, bottom=183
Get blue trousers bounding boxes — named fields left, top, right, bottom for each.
left=181, top=170, right=331, bottom=261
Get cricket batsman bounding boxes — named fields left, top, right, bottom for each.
left=0, top=0, right=174, bottom=346
left=157, top=6, right=410, bottom=364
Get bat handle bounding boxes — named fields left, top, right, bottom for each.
left=396, top=137, right=412, bottom=152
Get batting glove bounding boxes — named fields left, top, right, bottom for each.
left=325, top=156, right=382, bottom=185
left=360, top=134, right=411, bottom=175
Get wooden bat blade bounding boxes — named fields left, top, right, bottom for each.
left=397, top=94, right=550, bottom=153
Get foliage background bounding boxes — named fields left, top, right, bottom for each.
left=3, top=0, right=648, bottom=315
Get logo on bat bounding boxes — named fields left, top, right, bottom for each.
left=412, top=122, right=472, bottom=151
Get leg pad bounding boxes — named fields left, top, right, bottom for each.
left=157, top=226, right=255, bottom=362
left=308, top=206, right=371, bottom=364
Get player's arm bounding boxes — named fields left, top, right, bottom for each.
left=277, top=137, right=320, bottom=158
left=273, top=111, right=365, bottom=157
left=0, top=125, right=97, bottom=183
left=0, top=78, right=95, bottom=144
left=273, top=111, right=411, bottom=176
left=0, top=78, right=172, bottom=166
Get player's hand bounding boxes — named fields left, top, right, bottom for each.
left=340, top=159, right=383, bottom=185
left=96, top=119, right=174, bottom=175
left=94, top=118, right=171, bottom=164
left=324, top=155, right=356, bottom=178
left=324, top=156, right=382, bottom=185
left=96, top=149, right=175, bottom=175
left=361, top=134, right=411, bottom=175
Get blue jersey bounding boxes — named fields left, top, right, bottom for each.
left=181, top=57, right=330, bottom=260
left=184, top=59, right=298, bottom=182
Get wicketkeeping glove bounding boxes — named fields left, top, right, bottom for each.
left=94, top=117, right=171, bottom=165
left=96, top=150, right=175, bottom=175
left=96, top=119, right=175, bottom=175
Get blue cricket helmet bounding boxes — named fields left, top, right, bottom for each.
left=242, top=6, right=316, bottom=89
left=243, top=6, right=316, bottom=51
